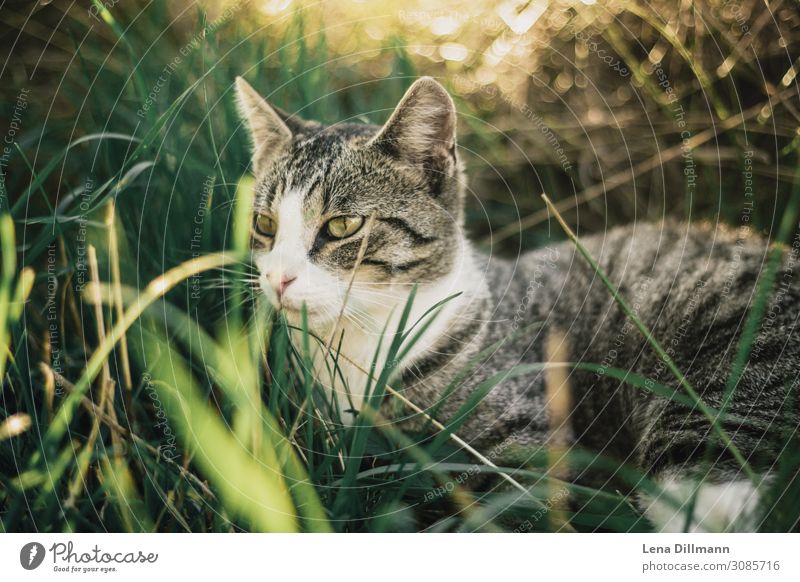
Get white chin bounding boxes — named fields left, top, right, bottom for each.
left=280, top=303, right=335, bottom=330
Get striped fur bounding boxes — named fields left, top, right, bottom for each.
left=235, top=76, right=799, bottom=531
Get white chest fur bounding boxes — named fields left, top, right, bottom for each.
left=301, top=243, right=485, bottom=424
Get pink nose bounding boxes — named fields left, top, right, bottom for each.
left=276, top=274, right=296, bottom=298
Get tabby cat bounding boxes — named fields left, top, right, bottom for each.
left=235, top=76, right=799, bottom=532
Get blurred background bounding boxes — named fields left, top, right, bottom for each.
left=1, top=0, right=799, bottom=532
left=4, top=0, right=800, bottom=252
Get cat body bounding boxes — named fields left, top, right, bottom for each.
left=235, top=76, right=799, bottom=531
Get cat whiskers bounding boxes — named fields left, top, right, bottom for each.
left=346, top=286, right=406, bottom=304
left=200, top=276, right=260, bottom=290
left=341, top=304, right=378, bottom=331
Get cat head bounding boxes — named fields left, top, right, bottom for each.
left=235, top=76, right=466, bottom=329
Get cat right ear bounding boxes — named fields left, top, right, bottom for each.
left=369, top=77, right=457, bottom=166
left=235, top=77, right=292, bottom=175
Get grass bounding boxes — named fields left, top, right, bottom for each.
left=1, top=0, right=799, bottom=532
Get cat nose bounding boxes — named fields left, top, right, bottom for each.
left=276, top=274, right=296, bottom=298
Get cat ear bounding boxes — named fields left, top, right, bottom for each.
left=235, top=76, right=292, bottom=175
left=370, top=77, right=456, bottom=165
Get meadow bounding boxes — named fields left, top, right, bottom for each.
left=1, top=0, right=799, bottom=532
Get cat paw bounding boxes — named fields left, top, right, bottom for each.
left=640, top=473, right=766, bottom=532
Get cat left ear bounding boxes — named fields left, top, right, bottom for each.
left=369, top=77, right=457, bottom=166
left=235, top=77, right=292, bottom=175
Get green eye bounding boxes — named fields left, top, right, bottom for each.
left=327, top=216, right=364, bottom=239
left=254, top=214, right=277, bottom=237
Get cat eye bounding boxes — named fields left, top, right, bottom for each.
left=254, top=214, right=278, bottom=237
left=326, top=216, right=364, bottom=239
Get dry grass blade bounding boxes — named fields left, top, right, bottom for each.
left=544, top=327, right=572, bottom=532
left=106, top=201, right=133, bottom=393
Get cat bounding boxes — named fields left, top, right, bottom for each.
left=234, top=76, right=800, bottom=532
